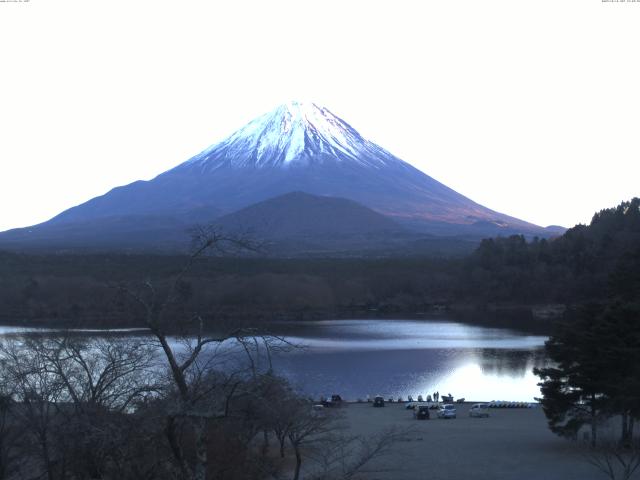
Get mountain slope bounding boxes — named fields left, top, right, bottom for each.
left=0, top=215, right=196, bottom=252
left=216, top=191, right=403, bottom=238
left=0, top=102, right=556, bottom=253
left=212, top=191, right=416, bottom=255
left=45, top=102, right=544, bottom=231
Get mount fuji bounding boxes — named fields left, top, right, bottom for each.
left=0, top=102, right=558, bottom=253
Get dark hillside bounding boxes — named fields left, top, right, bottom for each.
left=461, top=198, right=640, bottom=304
left=1, top=198, right=637, bottom=332
left=0, top=252, right=461, bottom=329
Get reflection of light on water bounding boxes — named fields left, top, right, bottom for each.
left=276, top=320, right=548, bottom=351
left=412, top=363, right=542, bottom=402
left=0, top=320, right=547, bottom=402
left=281, top=335, right=547, bottom=351
left=271, top=320, right=549, bottom=402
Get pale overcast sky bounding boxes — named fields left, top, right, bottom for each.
left=1, top=0, right=639, bottom=232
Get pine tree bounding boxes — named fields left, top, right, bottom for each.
left=535, top=302, right=640, bottom=446
left=534, top=305, right=611, bottom=446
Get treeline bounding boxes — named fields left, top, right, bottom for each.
left=532, top=201, right=640, bottom=454
left=1, top=198, right=638, bottom=332
left=0, top=255, right=461, bottom=329
left=462, top=197, right=640, bottom=304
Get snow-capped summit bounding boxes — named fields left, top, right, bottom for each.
left=0, top=101, right=554, bottom=253
left=182, top=101, right=397, bottom=170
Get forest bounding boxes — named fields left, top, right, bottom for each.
left=0, top=199, right=638, bottom=479
left=0, top=198, right=638, bottom=334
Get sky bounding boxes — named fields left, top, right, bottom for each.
left=1, top=0, right=639, bottom=232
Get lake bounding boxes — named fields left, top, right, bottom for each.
left=267, top=319, right=548, bottom=402
left=0, top=319, right=548, bottom=403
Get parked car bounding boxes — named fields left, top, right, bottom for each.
left=373, top=396, right=385, bottom=407
left=469, top=403, right=490, bottom=418
left=414, top=405, right=431, bottom=420
left=320, top=398, right=332, bottom=407
left=437, top=404, right=457, bottom=419
left=405, top=402, right=417, bottom=410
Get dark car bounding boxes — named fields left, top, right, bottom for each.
left=414, top=405, right=430, bottom=420
left=373, top=396, right=385, bottom=407
left=321, top=394, right=344, bottom=408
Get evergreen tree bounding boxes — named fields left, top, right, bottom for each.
left=597, top=303, right=640, bottom=445
left=534, top=305, right=611, bottom=446
left=535, top=302, right=640, bottom=446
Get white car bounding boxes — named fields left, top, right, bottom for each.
left=437, top=404, right=457, bottom=419
left=469, top=403, right=490, bottom=418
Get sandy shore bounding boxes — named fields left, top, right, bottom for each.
left=340, top=403, right=603, bottom=480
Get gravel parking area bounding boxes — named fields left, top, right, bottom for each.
left=342, top=403, right=604, bottom=480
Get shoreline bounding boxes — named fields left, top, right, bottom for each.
left=339, top=403, right=600, bottom=480
left=0, top=302, right=560, bottom=335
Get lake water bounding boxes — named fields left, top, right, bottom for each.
left=267, top=319, right=548, bottom=402
left=0, top=319, right=548, bottom=403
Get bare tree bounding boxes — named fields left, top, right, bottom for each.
left=28, top=335, right=159, bottom=412
left=585, top=440, right=640, bottom=480
left=0, top=337, right=66, bottom=480
left=285, top=402, right=342, bottom=480
left=281, top=399, right=410, bottom=480
left=308, top=426, right=410, bottom=480
left=0, top=333, right=160, bottom=480
left=0, top=393, right=21, bottom=480
left=118, top=228, right=285, bottom=480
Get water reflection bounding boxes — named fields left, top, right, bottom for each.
left=269, top=319, right=548, bottom=402
left=478, top=348, right=547, bottom=377
left=0, top=319, right=549, bottom=402
left=272, top=319, right=547, bottom=349
left=0, top=326, right=149, bottom=336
